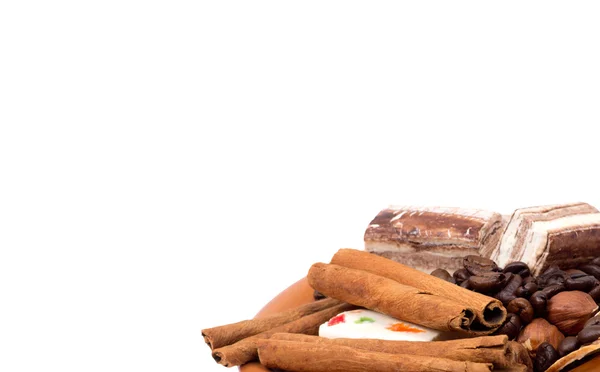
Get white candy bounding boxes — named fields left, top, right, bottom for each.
left=319, top=309, right=446, bottom=342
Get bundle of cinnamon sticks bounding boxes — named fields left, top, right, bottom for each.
left=315, top=249, right=507, bottom=335
left=203, top=298, right=355, bottom=367
left=201, top=248, right=533, bottom=371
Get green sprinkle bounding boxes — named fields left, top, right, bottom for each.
left=354, top=317, right=375, bottom=324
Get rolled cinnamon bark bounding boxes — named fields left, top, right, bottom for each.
left=308, top=262, right=483, bottom=334
left=201, top=297, right=341, bottom=350
left=331, top=248, right=506, bottom=330
left=269, top=333, right=519, bottom=368
left=211, top=302, right=354, bottom=367
left=257, top=339, right=493, bottom=372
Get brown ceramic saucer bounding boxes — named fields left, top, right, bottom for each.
left=239, top=277, right=314, bottom=372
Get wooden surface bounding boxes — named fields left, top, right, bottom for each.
left=239, top=277, right=314, bottom=372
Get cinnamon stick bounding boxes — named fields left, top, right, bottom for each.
left=270, top=333, right=533, bottom=370
left=308, top=262, right=485, bottom=334
left=257, top=339, right=493, bottom=372
left=201, top=297, right=341, bottom=350
left=211, top=302, right=354, bottom=367
left=331, top=248, right=506, bottom=330
left=269, top=333, right=507, bottom=367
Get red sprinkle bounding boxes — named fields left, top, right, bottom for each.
left=327, top=314, right=346, bottom=326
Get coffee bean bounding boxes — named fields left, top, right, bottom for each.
left=566, top=276, right=599, bottom=292
left=577, top=325, right=600, bottom=344
left=463, top=255, right=499, bottom=276
left=589, top=285, right=600, bottom=302
left=516, top=281, right=538, bottom=298
left=558, top=336, right=580, bottom=358
left=584, top=316, right=600, bottom=329
left=507, top=298, right=534, bottom=324
left=453, top=268, right=470, bottom=284
left=579, top=264, right=600, bottom=280
left=503, top=261, right=531, bottom=277
left=566, top=269, right=588, bottom=279
left=468, top=273, right=507, bottom=293
left=495, top=313, right=522, bottom=340
left=496, top=274, right=522, bottom=305
left=537, top=266, right=568, bottom=288
left=534, top=342, right=559, bottom=372
left=530, top=291, right=548, bottom=317
left=541, top=283, right=565, bottom=299
left=430, top=268, right=455, bottom=284
left=591, top=257, right=600, bottom=267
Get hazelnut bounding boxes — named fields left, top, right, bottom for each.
left=517, top=318, right=565, bottom=358
left=547, top=291, right=599, bottom=335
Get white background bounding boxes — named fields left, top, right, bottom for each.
left=1, top=1, right=600, bottom=371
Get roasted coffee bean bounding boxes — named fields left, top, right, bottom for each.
left=583, top=316, right=600, bottom=329
left=499, top=272, right=514, bottom=288
left=566, top=269, right=588, bottom=279
left=591, top=257, right=600, bottom=267
left=537, top=266, right=568, bottom=288
left=589, top=285, right=600, bottom=302
left=463, top=255, right=499, bottom=276
left=579, top=264, right=600, bottom=280
left=460, top=280, right=471, bottom=289
left=313, top=290, right=326, bottom=300
left=495, top=313, right=522, bottom=340
left=503, top=261, right=531, bottom=277
left=496, top=274, right=522, bottom=305
left=530, top=291, right=548, bottom=317
left=566, top=276, right=599, bottom=292
left=558, top=336, right=580, bottom=358
left=516, top=281, right=538, bottom=298
left=453, top=268, right=470, bottom=284
left=430, top=268, right=456, bottom=284
left=541, top=283, right=565, bottom=299
left=534, top=342, right=559, bottom=372
left=468, top=273, right=507, bottom=293
left=523, top=275, right=536, bottom=285
left=577, top=325, right=600, bottom=344
left=507, top=298, right=534, bottom=324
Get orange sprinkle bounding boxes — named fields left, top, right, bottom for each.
left=386, top=322, right=425, bottom=333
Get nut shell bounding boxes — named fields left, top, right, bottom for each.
left=547, top=291, right=599, bottom=335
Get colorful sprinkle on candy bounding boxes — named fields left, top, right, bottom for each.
left=327, top=314, right=346, bottom=326
left=354, top=317, right=375, bottom=324
left=387, top=322, right=425, bottom=333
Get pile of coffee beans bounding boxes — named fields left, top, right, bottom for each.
left=432, top=256, right=600, bottom=372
